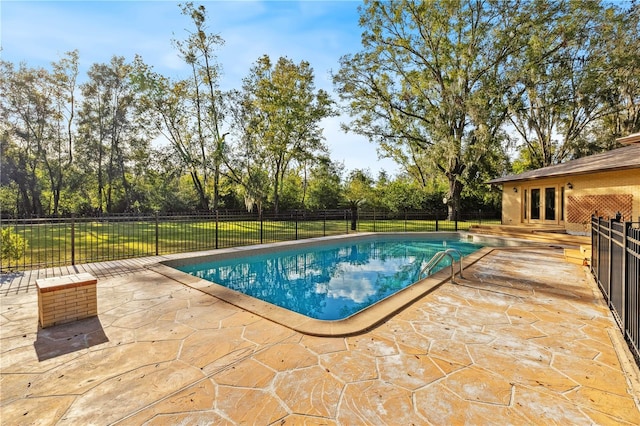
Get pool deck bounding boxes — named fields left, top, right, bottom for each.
left=1, top=245, right=639, bottom=424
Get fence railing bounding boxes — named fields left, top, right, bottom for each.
left=0, top=209, right=499, bottom=273
left=591, top=216, right=640, bottom=364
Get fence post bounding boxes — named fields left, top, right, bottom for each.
left=155, top=213, right=159, bottom=256
left=373, top=209, right=376, bottom=232
left=622, top=221, right=628, bottom=331
left=260, top=212, right=264, bottom=244
left=295, top=210, right=299, bottom=240
left=608, top=218, right=613, bottom=303
left=435, top=212, right=439, bottom=231
left=455, top=210, right=458, bottom=232
left=591, top=216, right=597, bottom=275
left=345, top=210, right=349, bottom=234
left=215, top=210, right=219, bottom=250
left=71, top=214, right=76, bottom=265
left=323, top=210, right=326, bottom=236
left=404, top=210, right=407, bottom=232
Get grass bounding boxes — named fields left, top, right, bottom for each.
left=1, top=217, right=499, bottom=272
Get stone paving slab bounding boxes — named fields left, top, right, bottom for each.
left=1, top=247, right=639, bottom=425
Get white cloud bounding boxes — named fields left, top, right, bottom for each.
left=316, top=255, right=413, bottom=303
left=316, top=275, right=376, bottom=303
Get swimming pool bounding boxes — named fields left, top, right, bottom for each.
left=174, top=234, right=483, bottom=321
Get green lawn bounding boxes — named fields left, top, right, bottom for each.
left=1, top=217, right=499, bottom=272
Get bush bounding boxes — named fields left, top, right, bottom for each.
left=1, top=227, right=27, bottom=262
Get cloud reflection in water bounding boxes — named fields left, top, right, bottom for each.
left=179, top=239, right=481, bottom=320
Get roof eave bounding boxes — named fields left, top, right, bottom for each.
left=616, top=132, right=640, bottom=145
left=486, top=164, right=639, bottom=185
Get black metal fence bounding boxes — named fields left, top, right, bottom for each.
left=591, top=216, right=640, bottom=364
left=0, top=209, right=498, bottom=273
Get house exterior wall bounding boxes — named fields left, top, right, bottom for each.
left=500, top=184, right=522, bottom=226
left=500, top=169, right=640, bottom=234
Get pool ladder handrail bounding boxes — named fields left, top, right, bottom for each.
left=419, top=248, right=464, bottom=283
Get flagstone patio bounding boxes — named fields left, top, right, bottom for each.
left=1, top=246, right=639, bottom=425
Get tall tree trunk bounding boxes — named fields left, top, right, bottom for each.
left=446, top=176, right=463, bottom=222
left=439, top=156, right=466, bottom=221
left=191, top=62, right=209, bottom=211
left=350, top=203, right=358, bottom=231
left=107, top=143, right=115, bottom=213
left=97, top=143, right=104, bottom=214
left=273, top=172, right=280, bottom=215
left=190, top=170, right=208, bottom=211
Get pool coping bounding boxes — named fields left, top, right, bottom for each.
left=149, top=232, right=543, bottom=336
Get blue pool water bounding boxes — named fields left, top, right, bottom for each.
left=177, top=237, right=483, bottom=321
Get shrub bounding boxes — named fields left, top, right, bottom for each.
left=1, top=227, right=27, bottom=262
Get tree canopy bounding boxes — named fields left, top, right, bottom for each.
left=1, top=1, right=637, bottom=218
left=334, top=0, right=638, bottom=219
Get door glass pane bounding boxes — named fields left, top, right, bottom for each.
left=545, top=187, right=555, bottom=221
left=531, top=189, right=540, bottom=220
left=524, top=189, right=528, bottom=220
left=561, top=187, right=565, bottom=221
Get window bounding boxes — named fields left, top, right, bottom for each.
left=531, top=189, right=540, bottom=220
left=524, top=189, right=528, bottom=220
left=545, top=187, right=555, bottom=221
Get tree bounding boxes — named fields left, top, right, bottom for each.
left=132, top=58, right=213, bottom=211
left=229, top=55, right=335, bottom=213
left=0, top=61, right=50, bottom=216
left=224, top=88, right=270, bottom=213
left=593, top=2, right=640, bottom=144
left=280, top=171, right=305, bottom=210
left=77, top=56, right=151, bottom=213
left=334, top=0, right=521, bottom=220
left=306, top=157, right=344, bottom=210
left=174, top=2, right=227, bottom=211
left=0, top=51, right=80, bottom=216
left=46, top=51, right=79, bottom=215
left=377, top=175, right=428, bottom=212
left=0, top=132, right=30, bottom=216
left=504, top=0, right=615, bottom=168
left=343, top=169, right=374, bottom=230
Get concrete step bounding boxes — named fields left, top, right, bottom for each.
left=469, top=225, right=591, bottom=247
left=470, top=224, right=566, bottom=234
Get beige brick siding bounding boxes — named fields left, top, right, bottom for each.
left=500, top=168, right=640, bottom=233
left=36, top=274, right=98, bottom=328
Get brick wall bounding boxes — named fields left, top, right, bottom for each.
left=499, top=168, right=640, bottom=234
left=36, top=273, right=98, bottom=328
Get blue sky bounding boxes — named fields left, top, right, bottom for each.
left=1, top=0, right=399, bottom=175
